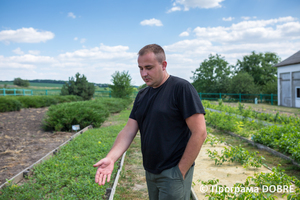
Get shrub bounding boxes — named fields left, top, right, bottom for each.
left=13, top=77, right=30, bottom=87
left=98, top=98, right=132, bottom=113
left=42, top=98, right=132, bottom=131
left=0, top=95, right=83, bottom=112
left=56, top=95, right=83, bottom=103
left=0, top=97, right=22, bottom=112
left=15, top=96, right=59, bottom=108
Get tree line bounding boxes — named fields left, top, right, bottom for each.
left=191, top=51, right=279, bottom=95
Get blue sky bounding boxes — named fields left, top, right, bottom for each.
left=1, top=0, right=300, bottom=86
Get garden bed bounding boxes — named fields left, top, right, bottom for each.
left=0, top=107, right=74, bottom=185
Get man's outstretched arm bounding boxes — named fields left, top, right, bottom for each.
left=93, top=118, right=138, bottom=186
left=178, top=113, right=207, bottom=178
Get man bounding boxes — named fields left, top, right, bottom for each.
left=94, top=44, right=207, bottom=200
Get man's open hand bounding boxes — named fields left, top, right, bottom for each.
left=93, top=157, right=114, bottom=186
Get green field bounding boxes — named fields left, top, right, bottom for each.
left=0, top=81, right=64, bottom=89
left=0, top=81, right=110, bottom=91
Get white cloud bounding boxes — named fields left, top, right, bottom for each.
left=167, top=6, right=182, bottom=13
left=241, top=16, right=251, bottom=20
left=0, top=27, right=54, bottom=44
left=80, top=38, right=86, bottom=43
left=12, top=47, right=24, bottom=55
left=68, top=12, right=76, bottom=19
left=74, top=37, right=78, bottom=41
left=179, top=31, right=190, bottom=37
left=99, top=43, right=129, bottom=52
left=193, top=16, right=299, bottom=43
left=140, top=18, right=163, bottom=26
left=168, top=0, right=224, bottom=12
left=179, top=28, right=191, bottom=37
left=222, top=17, right=234, bottom=21
left=28, top=50, right=40, bottom=55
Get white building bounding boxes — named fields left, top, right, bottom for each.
left=275, top=50, right=300, bottom=108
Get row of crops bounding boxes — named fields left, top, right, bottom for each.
left=0, top=96, right=132, bottom=199
left=200, top=101, right=300, bottom=199
left=203, top=100, right=300, bottom=162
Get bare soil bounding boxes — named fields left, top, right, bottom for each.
left=0, top=108, right=73, bottom=185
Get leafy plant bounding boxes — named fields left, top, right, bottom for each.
left=204, top=134, right=225, bottom=147
left=206, top=145, right=265, bottom=168
left=252, top=125, right=300, bottom=161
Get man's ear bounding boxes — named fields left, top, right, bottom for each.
left=162, top=61, right=167, bottom=71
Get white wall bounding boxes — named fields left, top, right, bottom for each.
left=277, top=63, right=300, bottom=107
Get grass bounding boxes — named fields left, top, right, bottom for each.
left=0, top=106, right=131, bottom=200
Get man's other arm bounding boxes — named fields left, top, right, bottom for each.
left=178, top=113, right=207, bottom=178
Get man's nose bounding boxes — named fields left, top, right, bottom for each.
left=141, top=69, right=147, bottom=77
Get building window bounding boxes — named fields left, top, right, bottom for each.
left=297, top=88, right=300, bottom=98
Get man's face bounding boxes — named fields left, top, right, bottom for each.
left=138, top=52, right=167, bottom=88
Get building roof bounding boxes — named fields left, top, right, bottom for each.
left=275, top=50, right=300, bottom=67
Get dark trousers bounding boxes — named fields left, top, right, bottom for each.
left=145, top=165, right=194, bottom=200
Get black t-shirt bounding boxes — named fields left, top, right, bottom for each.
left=129, top=75, right=205, bottom=174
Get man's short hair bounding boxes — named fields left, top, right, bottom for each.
left=138, top=44, right=166, bottom=63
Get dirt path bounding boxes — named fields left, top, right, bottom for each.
left=0, top=108, right=73, bottom=185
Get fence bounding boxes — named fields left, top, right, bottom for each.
left=199, top=92, right=277, bottom=105
left=0, top=88, right=277, bottom=105
left=0, top=89, right=138, bottom=99
left=0, top=88, right=61, bottom=96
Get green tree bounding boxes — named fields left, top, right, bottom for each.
left=110, top=71, right=134, bottom=98
left=191, top=54, right=232, bottom=93
left=261, top=81, right=277, bottom=95
left=229, top=72, right=258, bottom=94
left=61, top=72, right=95, bottom=100
left=236, top=51, right=280, bottom=86
left=13, top=77, right=30, bottom=87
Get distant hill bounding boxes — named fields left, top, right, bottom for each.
left=29, top=79, right=67, bottom=84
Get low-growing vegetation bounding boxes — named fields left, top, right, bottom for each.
left=42, top=98, right=132, bottom=131
left=0, top=95, right=83, bottom=112
left=204, top=109, right=264, bottom=137
left=206, top=145, right=265, bottom=169
left=203, top=100, right=300, bottom=126
left=203, top=100, right=300, bottom=163
left=252, top=125, right=300, bottom=162
left=0, top=106, right=131, bottom=200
